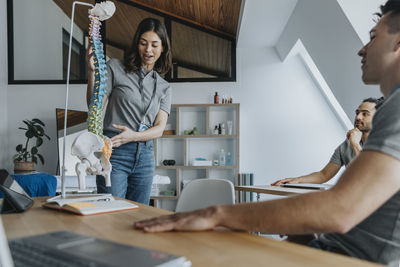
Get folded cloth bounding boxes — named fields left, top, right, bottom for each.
left=0, top=172, right=57, bottom=198
left=152, top=175, right=171, bottom=185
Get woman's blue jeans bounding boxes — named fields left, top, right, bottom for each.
left=97, top=133, right=155, bottom=204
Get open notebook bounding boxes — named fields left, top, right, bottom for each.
left=0, top=216, right=190, bottom=267
left=43, top=194, right=139, bottom=215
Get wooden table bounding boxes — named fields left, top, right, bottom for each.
left=235, top=185, right=321, bottom=200
left=1, top=197, right=380, bottom=267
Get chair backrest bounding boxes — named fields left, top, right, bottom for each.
left=175, top=178, right=235, bottom=212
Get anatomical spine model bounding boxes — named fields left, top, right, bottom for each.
left=71, top=2, right=115, bottom=190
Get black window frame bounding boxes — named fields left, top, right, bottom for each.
left=7, top=0, right=236, bottom=84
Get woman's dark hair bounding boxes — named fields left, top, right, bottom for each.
left=124, top=18, right=172, bottom=74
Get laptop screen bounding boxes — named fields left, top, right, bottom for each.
left=0, top=216, right=14, bottom=267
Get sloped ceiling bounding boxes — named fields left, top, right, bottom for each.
left=53, top=0, right=242, bottom=77
left=54, top=0, right=242, bottom=38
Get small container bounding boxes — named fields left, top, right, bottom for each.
left=226, top=152, right=232, bottom=166
left=213, top=159, right=219, bottom=166
left=214, top=92, right=219, bottom=104
left=221, top=122, right=226, bottom=135
left=227, top=120, right=233, bottom=135
left=219, top=149, right=226, bottom=166
left=213, top=125, right=219, bottom=135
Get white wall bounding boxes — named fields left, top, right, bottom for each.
left=338, top=0, right=387, bottom=44
left=1, top=0, right=379, bottom=191
left=276, top=0, right=381, bottom=120
left=172, top=47, right=346, bottom=186
left=0, top=0, right=9, bottom=172
left=14, top=0, right=84, bottom=80
left=7, top=84, right=88, bottom=175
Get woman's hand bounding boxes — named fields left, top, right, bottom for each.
left=111, top=124, right=139, bottom=147
left=87, top=46, right=95, bottom=73
left=134, top=206, right=220, bottom=233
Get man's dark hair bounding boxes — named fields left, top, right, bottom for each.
left=124, top=18, right=172, bottom=75
left=378, top=0, right=400, bottom=33
left=362, top=97, right=384, bottom=109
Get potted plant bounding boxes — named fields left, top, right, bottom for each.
left=13, top=118, right=50, bottom=173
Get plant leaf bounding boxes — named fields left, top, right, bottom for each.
left=18, top=127, right=28, bottom=131
left=34, top=125, right=44, bottom=135
left=32, top=156, right=37, bottom=164
left=26, top=130, right=35, bottom=138
left=16, top=144, right=23, bottom=152
left=44, top=134, right=51, bottom=140
left=36, top=137, right=43, bottom=147
left=22, top=120, right=32, bottom=127
left=37, top=154, right=44, bottom=164
left=32, top=118, right=45, bottom=126
left=31, top=147, right=38, bottom=155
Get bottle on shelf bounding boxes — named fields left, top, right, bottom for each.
left=219, top=149, right=226, bottom=166
left=213, top=125, right=219, bottom=135
left=221, top=122, right=226, bottom=135
left=226, top=152, right=232, bottom=166
left=214, top=92, right=219, bottom=104
left=218, top=123, right=222, bottom=134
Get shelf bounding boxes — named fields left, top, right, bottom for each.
left=161, top=135, right=236, bottom=138
left=154, top=103, right=239, bottom=211
left=156, top=166, right=236, bottom=169
left=150, top=195, right=178, bottom=200
left=172, top=103, right=238, bottom=107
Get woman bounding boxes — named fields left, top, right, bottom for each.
left=87, top=18, right=172, bottom=204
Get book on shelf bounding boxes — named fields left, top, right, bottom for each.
left=43, top=194, right=139, bottom=215
left=238, top=173, right=254, bottom=202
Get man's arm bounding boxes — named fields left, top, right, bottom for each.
left=135, top=150, right=400, bottom=234
left=111, top=109, right=168, bottom=147
left=271, top=162, right=341, bottom=185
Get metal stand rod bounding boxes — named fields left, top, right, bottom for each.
left=61, top=1, right=94, bottom=198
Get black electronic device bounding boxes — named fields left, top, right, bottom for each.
left=0, top=169, right=33, bottom=214
left=162, top=160, right=176, bottom=166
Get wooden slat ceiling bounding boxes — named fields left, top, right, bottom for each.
left=53, top=0, right=242, bottom=78
left=127, top=0, right=242, bottom=38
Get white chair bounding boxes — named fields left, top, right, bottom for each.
left=175, top=178, right=235, bottom=212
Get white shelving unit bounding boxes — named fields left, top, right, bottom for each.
left=152, top=104, right=240, bottom=210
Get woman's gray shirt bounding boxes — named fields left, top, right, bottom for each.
left=103, top=58, right=171, bottom=134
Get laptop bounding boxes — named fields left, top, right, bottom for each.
left=279, top=183, right=333, bottom=190
left=0, top=216, right=189, bottom=267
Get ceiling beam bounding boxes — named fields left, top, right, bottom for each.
left=174, top=60, right=229, bottom=78
left=122, top=0, right=236, bottom=39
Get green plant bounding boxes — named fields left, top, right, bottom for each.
left=13, top=118, right=50, bottom=165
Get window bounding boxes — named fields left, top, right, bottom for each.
left=7, top=0, right=236, bottom=84
left=62, top=29, right=86, bottom=80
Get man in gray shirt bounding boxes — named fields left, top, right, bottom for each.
left=136, top=1, right=400, bottom=265
left=272, top=98, right=380, bottom=186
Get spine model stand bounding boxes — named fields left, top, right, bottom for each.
left=71, top=2, right=115, bottom=190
